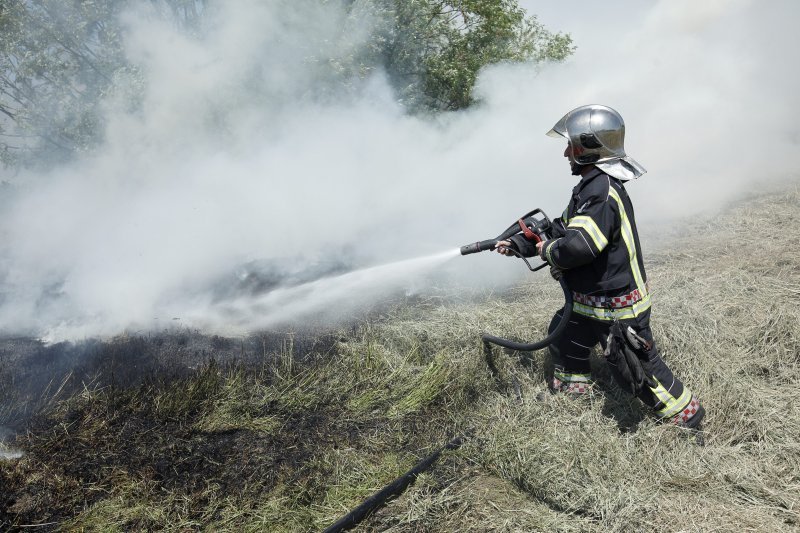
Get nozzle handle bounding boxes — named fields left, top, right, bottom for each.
left=460, top=239, right=499, bottom=255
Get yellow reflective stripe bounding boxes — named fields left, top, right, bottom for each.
left=649, top=378, right=692, bottom=418
left=568, top=215, right=609, bottom=251
left=562, top=208, right=570, bottom=225
left=649, top=378, right=673, bottom=406
left=571, top=293, right=652, bottom=321
left=554, top=370, right=591, bottom=382
left=607, top=188, right=648, bottom=297
left=545, top=239, right=559, bottom=265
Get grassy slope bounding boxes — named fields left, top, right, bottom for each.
left=1, top=186, right=799, bottom=531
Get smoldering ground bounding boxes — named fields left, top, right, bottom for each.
left=0, top=0, right=798, bottom=340
left=1, top=3, right=800, bottom=529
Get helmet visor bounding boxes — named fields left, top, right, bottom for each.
left=546, top=114, right=568, bottom=138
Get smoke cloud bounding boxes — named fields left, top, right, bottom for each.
left=0, top=0, right=797, bottom=339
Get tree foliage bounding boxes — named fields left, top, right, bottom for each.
left=375, top=0, right=573, bottom=110
left=0, top=0, right=572, bottom=169
left=0, top=0, right=204, bottom=168
left=0, top=0, right=120, bottom=166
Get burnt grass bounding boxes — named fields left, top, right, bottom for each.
left=4, top=379, right=350, bottom=528
left=0, top=327, right=468, bottom=530
left=4, top=188, right=798, bottom=531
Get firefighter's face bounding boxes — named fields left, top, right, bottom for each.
left=565, top=142, right=583, bottom=176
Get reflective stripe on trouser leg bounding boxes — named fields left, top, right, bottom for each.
left=649, top=377, right=692, bottom=418
left=610, top=325, right=699, bottom=423
left=547, top=314, right=704, bottom=424
left=547, top=310, right=600, bottom=393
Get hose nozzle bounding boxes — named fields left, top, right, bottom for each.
left=460, top=239, right=499, bottom=255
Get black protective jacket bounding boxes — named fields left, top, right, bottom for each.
left=510, top=167, right=651, bottom=323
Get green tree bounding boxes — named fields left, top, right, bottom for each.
left=373, top=0, right=574, bottom=110
left=0, top=0, right=572, bottom=169
left=0, top=0, right=204, bottom=169
left=0, top=0, right=122, bottom=167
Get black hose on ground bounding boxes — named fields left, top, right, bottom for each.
left=322, top=435, right=466, bottom=533
left=324, top=254, right=571, bottom=532
left=481, top=277, right=573, bottom=352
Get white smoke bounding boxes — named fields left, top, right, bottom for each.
left=515, top=0, right=800, bottom=218
left=0, top=0, right=797, bottom=339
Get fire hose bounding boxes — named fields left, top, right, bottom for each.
left=460, top=208, right=573, bottom=351
left=323, top=209, right=571, bottom=532
left=482, top=276, right=572, bottom=351
left=322, top=436, right=466, bottom=533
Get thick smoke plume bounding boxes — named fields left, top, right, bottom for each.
left=0, top=0, right=797, bottom=339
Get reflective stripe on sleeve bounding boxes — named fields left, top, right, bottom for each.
left=544, top=239, right=560, bottom=267
left=567, top=215, right=608, bottom=251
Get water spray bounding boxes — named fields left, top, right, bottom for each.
left=184, top=249, right=462, bottom=334
left=460, top=208, right=573, bottom=351
left=326, top=209, right=574, bottom=532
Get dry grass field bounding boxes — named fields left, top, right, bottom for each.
left=1, top=185, right=799, bottom=531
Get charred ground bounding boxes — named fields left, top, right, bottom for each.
left=0, top=323, right=477, bottom=530
left=1, top=185, right=799, bottom=531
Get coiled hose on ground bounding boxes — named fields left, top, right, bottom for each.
left=481, top=276, right=573, bottom=351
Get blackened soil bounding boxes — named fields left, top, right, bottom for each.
left=0, top=365, right=383, bottom=530
left=0, top=329, right=348, bottom=530
left=0, top=320, right=462, bottom=530
left=0, top=329, right=340, bottom=430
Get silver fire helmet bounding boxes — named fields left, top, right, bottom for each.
left=546, top=104, right=646, bottom=181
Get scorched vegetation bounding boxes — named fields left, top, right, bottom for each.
left=1, top=186, right=799, bottom=531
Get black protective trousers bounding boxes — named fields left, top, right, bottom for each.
left=546, top=308, right=688, bottom=413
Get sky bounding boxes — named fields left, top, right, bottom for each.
left=0, top=0, right=797, bottom=340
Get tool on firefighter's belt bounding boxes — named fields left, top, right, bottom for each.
left=460, top=209, right=573, bottom=352
left=604, top=321, right=656, bottom=395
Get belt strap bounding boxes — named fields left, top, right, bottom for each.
left=572, top=287, right=645, bottom=309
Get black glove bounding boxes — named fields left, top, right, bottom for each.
left=604, top=321, right=655, bottom=395
left=508, top=234, right=538, bottom=258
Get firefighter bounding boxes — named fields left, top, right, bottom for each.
left=497, top=104, right=705, bottom=430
